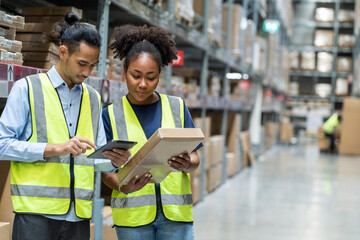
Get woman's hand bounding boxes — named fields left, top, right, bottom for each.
left=119, top=172, right=153, bottom=194
left=168, top=151, right=200, bottom=173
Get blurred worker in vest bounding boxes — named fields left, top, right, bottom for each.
left=323, top=112, right=342, bottom=153
left=0, top=13, right=130, bottom=240
left=101, top=24, right=203, bottom=240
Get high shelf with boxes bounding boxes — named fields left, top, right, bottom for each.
left=287, top=0, right=354, bottom=136
left=353, top=0, right=360, bottom=95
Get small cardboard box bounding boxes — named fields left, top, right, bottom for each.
left=116, top=128, right=204, bottom=185
left=206, top=163, right=222, bottom=193
left=0, top=27, right=15, bottom=40
left=0, top=222, right=10, bottom=240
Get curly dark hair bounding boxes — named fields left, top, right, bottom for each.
left=109, top=24, right=178, bottom=73
left=53, top=12, right=101, bottom=55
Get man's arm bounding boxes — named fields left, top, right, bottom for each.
left=0, top=79, right=47, bottom=162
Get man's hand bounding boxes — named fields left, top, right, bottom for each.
left=119, top=172, right=153, bottom=194
left=102, top=148, right=131, bottom=168
left=168, top=152, right=191, bottom=172
left=44, top=136, right=96, bottom=157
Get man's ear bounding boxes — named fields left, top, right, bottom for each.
left=59, top=45, right=68, bottom=59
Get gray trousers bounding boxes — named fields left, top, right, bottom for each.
left=12, top=214, right=90, bottom=240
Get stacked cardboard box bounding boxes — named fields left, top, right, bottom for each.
left=335, top=78, right=349, bottom=96
left=314, top=30, right=334, bottom=48
left=239, top=131, right=255, bottom=168
left=317, top=52, right=333, bottom=72
left=0, top=161, right=14, bottom=240
left=337, top=57, right=352, bottom=73
left=338, top=34, right=355, bottom=48
left=221, top=3, right=245, bottom=59
left=339, top=98, right=360, bottom=155
left=301, top=52, right=316, bottom=71
left=266, top=122, right=279, bottom=149
left=20, top=7, right=83, bottom=69
left=245, top=20, right=254, bottom=67
left=289, top=51, right=300, bottom=70
left=315, top=8, right=334, bottom=23
left=226, top=114, right=241, bottom=177
left=193, top=0, right=223, bottom=46
left=175, top=0, right=194, bottom=26
left=280, top=118, right=294, bottom=143
left=0, top=11, right=24, bottom=65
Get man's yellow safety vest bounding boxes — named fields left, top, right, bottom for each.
left=10, top=73, right=101, bottom=219
left=108, top=94, right=193, bottom=227
left=323, top=113, right=339, bottom=134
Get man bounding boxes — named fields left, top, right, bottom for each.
left=323, top=112, right=342, bottom=153
left=0, top=13, right=129, bottom=240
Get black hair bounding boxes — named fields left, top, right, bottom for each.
left=53, top=12, right=101, bottom=55
left=109, top=24, right=178, bottom=73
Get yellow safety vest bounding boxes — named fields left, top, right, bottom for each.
left=323, top=113, right=339, bottom=134
left=108, top=94, right=193, bottom=227
left=10, top=73, right=101, bottom=219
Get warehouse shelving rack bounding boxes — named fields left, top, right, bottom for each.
left=287, top=0, right=355, bottom=137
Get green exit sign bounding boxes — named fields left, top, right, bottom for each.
left=263, top=19, right=280, bottom=33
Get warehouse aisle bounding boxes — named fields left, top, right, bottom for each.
left=193, top=143, right=360, bottom=240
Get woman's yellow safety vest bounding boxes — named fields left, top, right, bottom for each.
left=108, top=94, right=193, bottom=227
left=10, top=73, right=101, bottom=219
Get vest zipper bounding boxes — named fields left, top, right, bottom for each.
left=70, top=155, right=75, bottom=202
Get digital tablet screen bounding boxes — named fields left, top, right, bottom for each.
left=87, top=140, right=137, bottom=159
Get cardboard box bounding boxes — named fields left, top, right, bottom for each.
left=0, top=11, right=25, bottom=29
left=337, top=57, right=352, bottom=73
left=221, top=4, right=245, bottom=58
left=23, top=61, right=54, bottom=70
left=22, top=42, right=59, bottom=54
left=15, top=33, right=52, bottom=43
left=89, top=206, right=117, bottom=240
left=314, top=30, right=334, bottom=47
left=193, top=0, right=223, bottom=46
left=315, top=8, right=334, bottom=23
left=339, top=98, right=360, bottom=155
left=22, top=6, right=83, bottom=19
left=0, top=162, right=14, bottom=239
left=206, top=163, right=222, bottom=192
left=226, top=152, right=239, bottom=178
left=289, top=51, right=300, bottom=70
left=193, top=117, right=211, bottom=141
left=335, top=78, right=349, bottom=96
left=0, top=49, right=23, bottom=65
left=190, top=173, right=200, bottom=204
left=338, top=34, right=355, bottom=48
left=280, top=122, right=294, bottom=142
left=208, top=135, right=225, bottom=167
left=227, top=114, right=241, bottom=153
left=116, top=128, right=204, bottom=185
left=22, top=52, right=59, bottom=62
left=0, top=27, right=15, bottom=40
left=338, top=9, right=354, bottom=23
left=301, top=52, right=316, bottom=71
left=317, top=52, right=333, bottom=73
left=23, top=16, right=68, bottom=24
left=0, top=37, right=22, bottom=53
left=0, top=222, right=10, bottom=240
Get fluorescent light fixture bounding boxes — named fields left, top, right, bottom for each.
left=226, top=72, right=242, bottom=79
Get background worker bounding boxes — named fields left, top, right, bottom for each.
left=101, top=24, right=202, bottom=240
left=323, top=112, right=342, bottom=153
left=0, top=13, right=129, bottom=240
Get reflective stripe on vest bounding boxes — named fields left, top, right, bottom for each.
left=10, top=73, right=100, bottom=219
left=109, top=94, right=193, bottom=227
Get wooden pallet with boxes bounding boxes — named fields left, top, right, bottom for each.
left=19, top=6, right=83, bottom=69
left=0, top=11, right=24, bottom=66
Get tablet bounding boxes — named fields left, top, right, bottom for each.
left=87, top=140, right=137, bottom=159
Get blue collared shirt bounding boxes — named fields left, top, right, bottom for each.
left=0, top=66, right=114, bottom=221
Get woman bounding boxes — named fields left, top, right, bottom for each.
left=102, top=24, right=202, bottom=240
